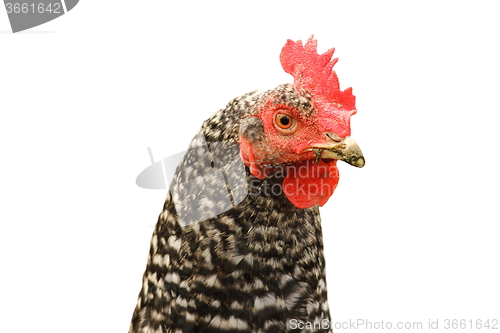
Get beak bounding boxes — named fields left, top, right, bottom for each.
left=309, top=136, right=365, bottom=168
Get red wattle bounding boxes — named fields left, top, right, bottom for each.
left=283, top=160, right=339, bottom=209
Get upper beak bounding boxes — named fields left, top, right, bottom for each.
left=309, top=136, right=365, bottom=168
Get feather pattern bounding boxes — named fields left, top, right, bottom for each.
left=130, top=89, right=332, bottom=333
left=130, top=36, right=363, bottom=332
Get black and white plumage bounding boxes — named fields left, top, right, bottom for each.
left=129, top=38, right=364, bottom=333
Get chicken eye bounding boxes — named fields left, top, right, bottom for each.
left=275, top=113, right=293, bottom=130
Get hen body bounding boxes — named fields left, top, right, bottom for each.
left=130, top=87, right=330, bottom=333
left=130, top=38, right=364, bottom=333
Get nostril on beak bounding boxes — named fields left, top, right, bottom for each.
left=325, top=132, right=342, bottom=142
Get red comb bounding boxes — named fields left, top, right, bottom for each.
left=280, top=36, right=356, bottom=111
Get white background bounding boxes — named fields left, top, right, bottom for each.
left=1, top=1, right=499, bottom=332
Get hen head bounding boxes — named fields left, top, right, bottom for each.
left=239, top=36, right=364, bottom=209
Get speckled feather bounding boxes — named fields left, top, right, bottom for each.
left=129, top=85, right=333, bottom=333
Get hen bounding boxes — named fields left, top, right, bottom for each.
left=130, top=36, right=364, bottom=333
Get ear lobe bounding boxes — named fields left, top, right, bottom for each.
left=239, top=116, right=265, bottom=142
left=239, top=116, right=269, bottom=179
left=239, top=136, right=268, bottom=179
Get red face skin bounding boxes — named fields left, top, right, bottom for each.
left=240, top=37, right=358, bottom=209
left=239, top=95, right=354, bottom=209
